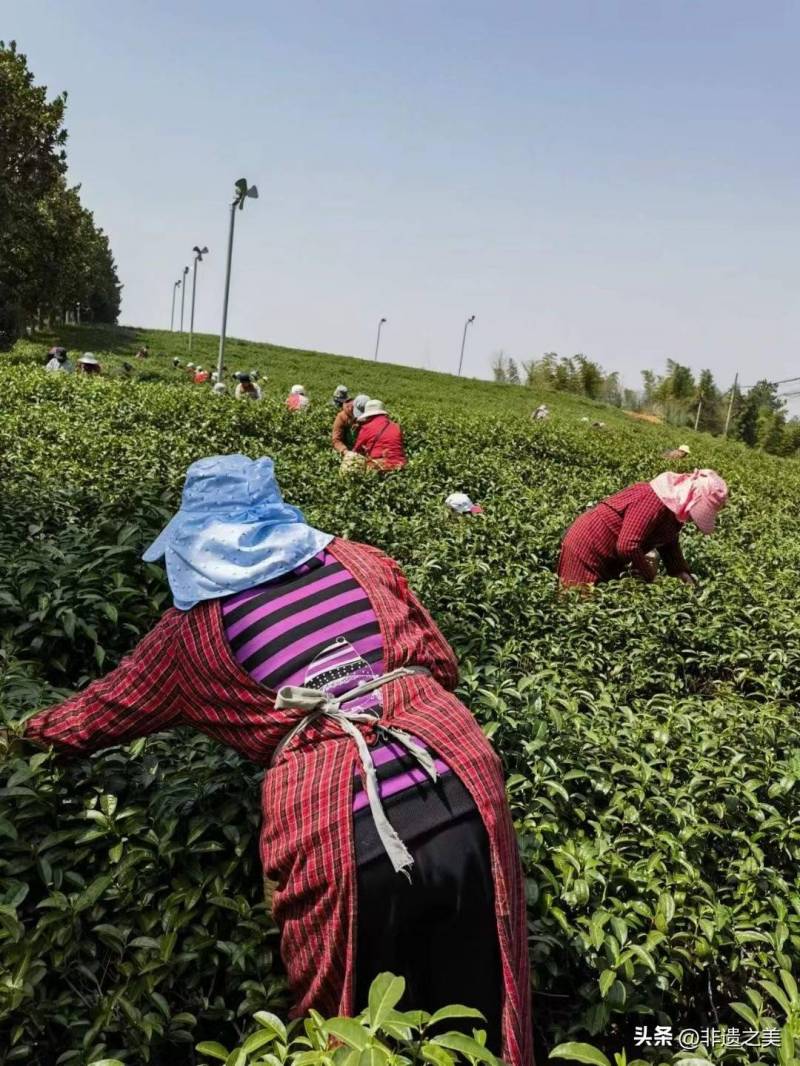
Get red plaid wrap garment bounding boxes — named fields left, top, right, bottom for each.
left=557, top=481, right=689, bottom=586
left=25, top=538, right=533, bottom=1066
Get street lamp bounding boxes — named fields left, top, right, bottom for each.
left=374, top=317, right=387, bottom=361
left=458, top=314, right=476, bottom=376
left=179, top=265, right=189, bottom=332
left=188, top=245, right=209, bottom=356
left=170, top=279, right=182, bottom=331
left=217, top=178, right=258, bottom=382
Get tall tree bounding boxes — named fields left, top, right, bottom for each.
left=641, top=370, right=658, bottom=407
left=735, top=392, right=760, bottom=446
left=0, top=40, right=67, bottom=344
left=491, top=351, right=508, bottom=383
left=574, top=354, right=603, bottom=399
left=0, top=40, right=120, bottom=345
left=762, top=411, right=787, bottom=455
left=695, top=368, right=723, bottom=433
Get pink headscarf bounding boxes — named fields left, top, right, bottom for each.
left=649, top=468, right=728, bottom=534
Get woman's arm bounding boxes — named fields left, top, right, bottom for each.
left=615, top=496, right=671, bottom=581
left=331, top=408, right=351, bottom=454
left=658, top=538, right=694, bottom=582
left=24, top=610, right=186, bottom=755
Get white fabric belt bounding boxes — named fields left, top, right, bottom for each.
left=272, top=666, right=434, bottom=877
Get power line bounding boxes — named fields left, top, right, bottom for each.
left=739, top=375, right=800, bottom=390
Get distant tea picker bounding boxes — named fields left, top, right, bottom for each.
left=353, top=399, right=407, bottom=470
left=558, top=468, right=728, bottom=588
left=14, top=455, right=532, bottom=1066
left=332, top=392, right=369, bottom=459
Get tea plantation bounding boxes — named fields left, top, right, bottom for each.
left=2, top=326, right=800, bottom=1066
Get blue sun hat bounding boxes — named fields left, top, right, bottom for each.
left=143, top=455, right=333, bottom=610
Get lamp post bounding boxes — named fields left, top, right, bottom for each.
left=374, top=317, right=387, bottom=361
left=170, top=279, right=181, bottom=331
left=179, top=265, right=189, bottom=332
left=217, top=178, right=258, bottom=382
left=188, top=245, right=208, bottom=357
left=458, top=314, right=476, bottom=376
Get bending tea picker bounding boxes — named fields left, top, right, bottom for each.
left=445, top=492, right=483, bottom=515
left=19, top=455, right=532, bottom=1066
left=557, top=468, right=728, bottom=587
left=286, top=384, right=309, bottom=411
left=234, top=373, right=262, bottom=400
left=332, top=393, right=369, bottom=457
left=44, top=347, right=73, bottom=373
left=77, top=353, right=101, bottom=375
left=662, top=444, right=691, bottom=460
left=353, top=399, right=407, bottom=470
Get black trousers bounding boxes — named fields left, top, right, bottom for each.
left=354, top=807, right=503, bottom=1053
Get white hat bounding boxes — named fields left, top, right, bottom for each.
left=187, top=362, right=195, bottom=369
left=359, top=398, right=387, bottom=420
left=291, top=384, right=306, bottom=395
left=678, top=444, right=691, bottom=455
left=445, top=492, right=483, bottom=515
left=79, top=353, right=99, bottom=365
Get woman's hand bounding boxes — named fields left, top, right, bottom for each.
left=676, top=571, right=697, bottom=587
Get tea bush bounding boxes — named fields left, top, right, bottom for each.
left=2, top=328, right=800, bottom=1065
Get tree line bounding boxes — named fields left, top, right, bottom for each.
left=492, top=351, right=800, bottom=457
left=0, top=40, right=121, bottom=349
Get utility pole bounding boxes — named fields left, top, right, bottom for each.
left=723, top=373, right=739, bottom=437
left=694, top=396, right=703, bottom=431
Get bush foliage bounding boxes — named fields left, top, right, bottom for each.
left=2, top=329, right=800, bottom=1064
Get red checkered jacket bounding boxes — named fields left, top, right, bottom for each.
left=558, top=482, right=689, bottom=586
left=25, top=538, right=532, bottom=1066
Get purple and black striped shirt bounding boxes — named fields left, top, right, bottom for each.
left=221, top=550, right=454, bottom=826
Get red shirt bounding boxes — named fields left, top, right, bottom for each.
left=558, top=482, right=689, bottom=586
left=354, top=415, right=406, bottom=469
left=23, top=538, right=531, bottom=1066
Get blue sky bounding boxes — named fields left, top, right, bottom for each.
left=8, top=1, right=799, bottom=398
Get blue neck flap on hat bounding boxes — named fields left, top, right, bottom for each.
left=142, top=455, right=334, bottom=611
